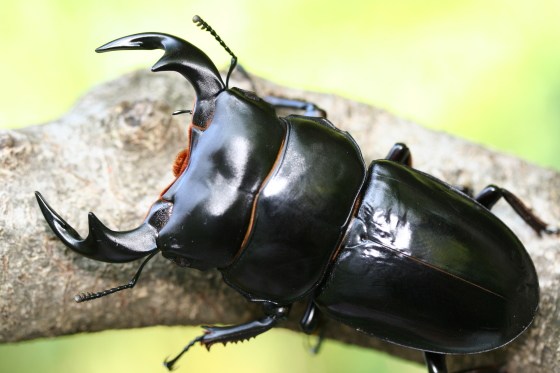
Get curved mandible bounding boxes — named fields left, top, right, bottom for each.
left=96, top=32, right=225, bottom=128
left=35, top=192, right=172, bottom=263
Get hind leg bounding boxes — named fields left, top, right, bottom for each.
left=299, top=296, right=325, bottom=354
left=384, top=143, right=474, bottom=195
left=474, top=185, right=559, bottom=236
left=423, top=352, right=506, bottom=373
left=383, top=143, right=557, bottom=236
left=384, top=142, right=412, bottom=166
left=164, top=303, right=291, bottom=370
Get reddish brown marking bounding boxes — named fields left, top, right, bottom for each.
left=157, top=97, right=216, bottom=198
left=329, top=193, right=364, bottom=265
left=172, top=149, right=190, bottom=177
left=223, top=121, right=288, bottom=268
left=158, top=125, right=197, bottom=198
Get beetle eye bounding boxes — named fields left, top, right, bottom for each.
left=175, top=257, right=191, bottom=267
left=163, top=254, right=191, bottom=267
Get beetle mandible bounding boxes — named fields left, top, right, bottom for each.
left=35, top=15, right=559, bottom=373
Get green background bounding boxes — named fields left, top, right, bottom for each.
left=2, top=0, right=559, bottom=372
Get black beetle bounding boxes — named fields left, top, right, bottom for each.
left=35, top=16, right=559, bottom=373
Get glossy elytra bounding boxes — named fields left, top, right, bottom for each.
left=35, top=15, right=559, bottom=373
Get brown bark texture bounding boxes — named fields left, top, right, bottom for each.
left=0, top=69, right=559, bottom=372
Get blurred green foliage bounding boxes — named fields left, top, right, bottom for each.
left=0, top=327, right=424, bottom=373
left=2, top=0, right=559, bottom=372
left=2, top=0, right=560, bottom=169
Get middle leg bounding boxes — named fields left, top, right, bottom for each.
left=164, top=302, right=291, bottom=370
left=299, top=296, right=325, bottom=354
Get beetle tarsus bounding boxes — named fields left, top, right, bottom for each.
left=304, top=330, right=325, bottom=355
left=163, top=303, right=290, bottom=370
left=163, top=335, right=204, bottom=371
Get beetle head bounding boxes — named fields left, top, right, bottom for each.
left=36, top=30, right=284, bottom=273
left=35, top=33, right=225, bottom=267
left=36, top=17, right=298, bottom=302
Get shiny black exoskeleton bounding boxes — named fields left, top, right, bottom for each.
left=35, top=16, right=559, bottom=373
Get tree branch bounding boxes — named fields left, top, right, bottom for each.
left=1, top=70, right=558, bottom=372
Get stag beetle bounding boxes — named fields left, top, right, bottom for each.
left=35, top=15, right=559, bottom=373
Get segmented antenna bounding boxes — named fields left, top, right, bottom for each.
left=74, top=251, right=157, bottom=303
left=192, top=15, right=237, bottom=88
left=172, top=109, right=192, bottom=116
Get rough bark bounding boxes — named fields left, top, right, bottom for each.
left=0, top=69, right=559, bottom=372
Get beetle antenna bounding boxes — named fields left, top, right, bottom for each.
left=192, top=15, right=237, bottom=89
left=74, top=251, right=157, bottom=303
left=172, top=109, right=192, bottom=116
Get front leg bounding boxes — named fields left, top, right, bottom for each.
left=164, top=302, right=291, bottom=370
left=300, top=296, right=325, bottom=354
left=264, top=96, right=327, bottom=117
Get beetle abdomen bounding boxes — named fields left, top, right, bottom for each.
left=221, top=116, right=366, bottom=304
left=315, top=160, right=539, bottom=353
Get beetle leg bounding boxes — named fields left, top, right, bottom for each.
left=423, top=352, right=504, bottom=373
left=300, top=296, right=325, bottom=354
left=230, top=66, right=326, bottom=117
left=385, top=143, right=412, bottom=167
left=234, top=64, right=258, bottom=92
left=423, top=352, right=448, bottom=373
left=475, top=185, right=559, bottom=236
left=264, top=96, right=327, bottom=117
left=384, top=144, right=477, bottom=195
left=454, top=186, right=474, bottom=197
left=300, top=297, right=321, bottom=334
left=163, top=303, right=291, bottom=370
